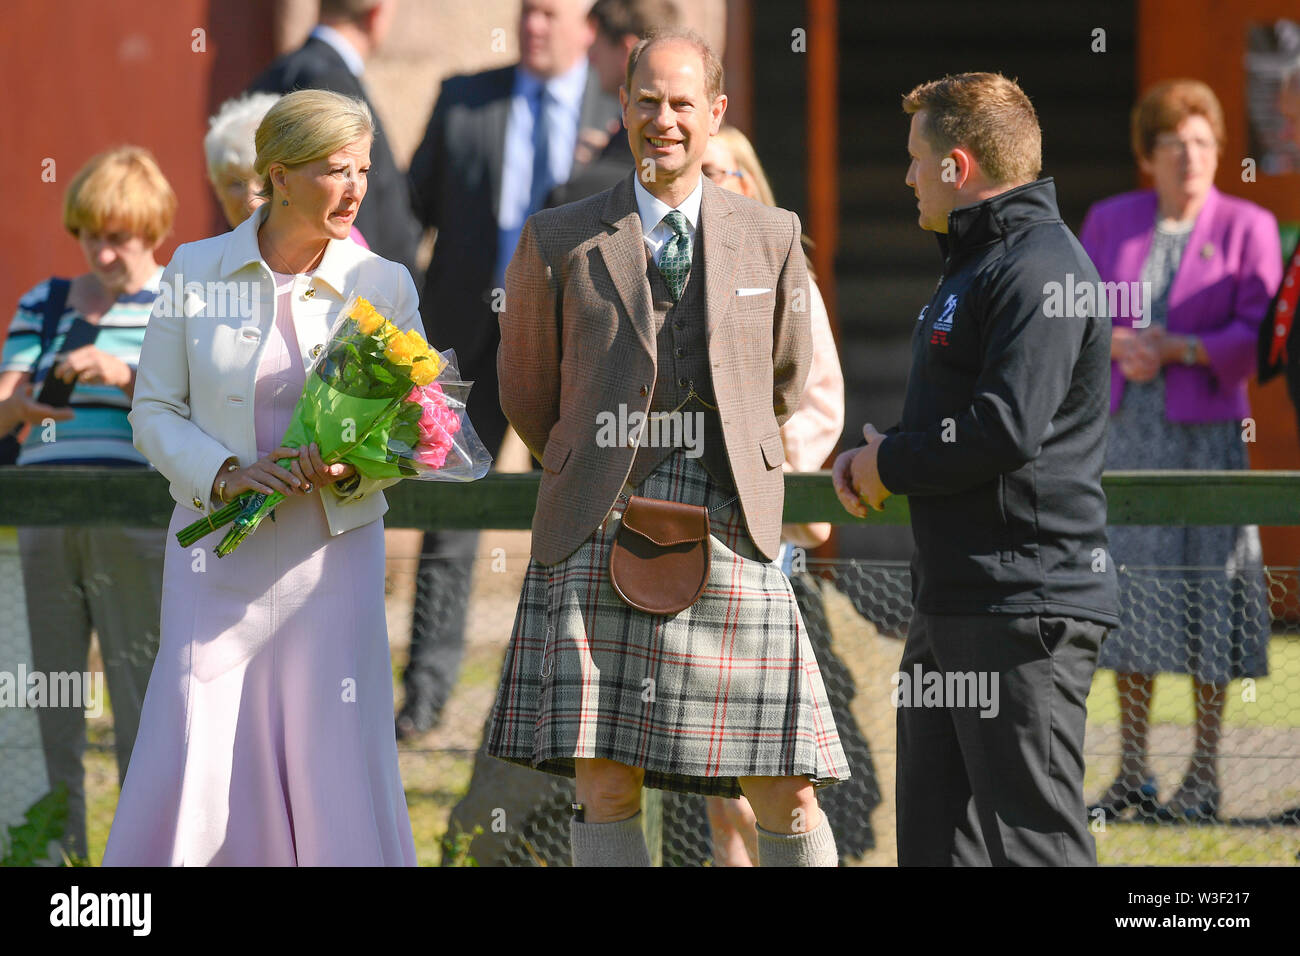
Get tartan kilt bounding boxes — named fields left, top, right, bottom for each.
left=485, top=451, right=850, bottom=798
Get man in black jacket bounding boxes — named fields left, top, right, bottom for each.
left=248, top=0, right=421, bottom=281
left=833, top=73, right=1118, bottom=866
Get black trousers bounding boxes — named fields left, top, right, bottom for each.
left=403, top=357, right=529, bottom=715
left=895, top=610, right=1107, bottom=866
left=403, top=530, right=478, bottom=713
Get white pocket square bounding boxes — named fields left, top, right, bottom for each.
left=735, top=287, right=773, bottom=297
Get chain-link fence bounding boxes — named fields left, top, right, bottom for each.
left=3, top=528, right=1299, bottom=865
left=403, top=545, right=1300, bottom=867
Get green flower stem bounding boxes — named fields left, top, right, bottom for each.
left=176, top=493, right=255, bottom=548
left=213, top=455, right=298, bottom=557
left=215, top=489, right=286, bottom=557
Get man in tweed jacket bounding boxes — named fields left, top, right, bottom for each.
left=491, top=29, right=847, bottom=867
left=502, top=151, right=808, bottom=568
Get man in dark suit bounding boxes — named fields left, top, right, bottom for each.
left=546, top=0, right=681, bottom=208
left=407, top=0, right=621, bottom=460
left=396, top=0, right=621, bottom=741
left=248, top=0, right=421, bottom=281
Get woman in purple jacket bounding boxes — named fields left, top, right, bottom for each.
left=1080, top=79, right=1282, bottom=823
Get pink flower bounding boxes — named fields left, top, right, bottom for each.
left=413, top=442, right=450, bottom=468
left=404, top=383, right=461, bottom=470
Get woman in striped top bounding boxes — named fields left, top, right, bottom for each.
left=0, top=146, right=175, bottom=862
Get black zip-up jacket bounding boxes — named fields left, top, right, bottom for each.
left=876, top=178, right=1119, bottom=627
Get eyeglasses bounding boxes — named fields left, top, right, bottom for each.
left=703, top=165, right=744, bottom=184
left=1152, top=133, right=1218, bottom=155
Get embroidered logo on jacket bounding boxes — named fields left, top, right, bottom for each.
left=929, top=294, right=958, bottom=346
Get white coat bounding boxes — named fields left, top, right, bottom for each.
left=130, top=204, right=422, bottom=536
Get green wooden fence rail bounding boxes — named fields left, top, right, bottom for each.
left=3, top=467, right=1300, bottom=528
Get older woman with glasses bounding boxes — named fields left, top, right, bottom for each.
left=1080, top=79, right=1282, bottom=824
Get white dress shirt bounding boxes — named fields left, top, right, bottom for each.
left=310, top=24, right=365, bottom=77
left=634, top=174, right=703, bottom=266
left=496, top=58, right=589, bottom=285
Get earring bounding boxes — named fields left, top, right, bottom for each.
left=281, top=199, right=289, bottom=206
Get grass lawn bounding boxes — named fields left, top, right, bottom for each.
left=60, top=587, right=1300, bottom=866
left=1086, top=634, right=1300, bottom=728
left=1083, top=635, right=1300, bottom=865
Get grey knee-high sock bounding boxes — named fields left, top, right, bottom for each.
left=570, top=813, right=652, bottom=867
left=756, top=817, right=839, bottom=867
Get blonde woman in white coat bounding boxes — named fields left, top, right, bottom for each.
left=105, top=90, right=419, bottom=866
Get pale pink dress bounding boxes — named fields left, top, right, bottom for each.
left=104, top=272, right=415, bottom=866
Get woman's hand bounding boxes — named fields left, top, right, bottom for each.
left=51, top=344, right=132, bottom=389
left=287, top=442, right=355, bottom=493
left=782, top=521, right=832, bottom=549
left=1115, top=326, right=1162, bottom=383
left=218, top=447, right=311, bottom=500
left=0, top=382, right=76, bottom=432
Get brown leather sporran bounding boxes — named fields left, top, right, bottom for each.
left=609, top=495, right=711, bottom=615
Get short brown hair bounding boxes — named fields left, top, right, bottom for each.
left=63, top=146, right=176, bottom=244
left=1130, top=78, right=1225, bottom=161
left=591, top=0, right=680, bottom=42
left=902, top=72, right=1042, bottom=186
left=626, top=27, right=723, bottom=102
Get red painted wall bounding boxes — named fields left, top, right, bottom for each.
left=1140, top=0, right=1300, bottom=597
left=0, top=0, right=273, bottom=334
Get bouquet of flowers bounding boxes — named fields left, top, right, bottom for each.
left=177, top=293, right=492, bottom=556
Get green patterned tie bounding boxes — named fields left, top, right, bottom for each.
left=658, top=210, right=692, bottom=301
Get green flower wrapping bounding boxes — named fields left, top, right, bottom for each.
left=175, top=292, right=481, bottom=557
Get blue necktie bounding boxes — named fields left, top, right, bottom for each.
left=528, top=84, right=556, bottom=214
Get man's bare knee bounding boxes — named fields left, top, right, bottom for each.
left=739, top=775, right=821, bottom=834
left=575, top=758, right=645, bottom=822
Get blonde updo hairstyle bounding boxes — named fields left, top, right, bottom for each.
left=253, top=89, right=374, bottom=201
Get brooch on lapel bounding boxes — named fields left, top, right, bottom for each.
left=1200, top=242, right=1214, bottom=260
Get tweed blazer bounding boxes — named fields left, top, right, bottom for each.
left=499, top=174, right=811, bottom=565
left=130, top=204, right=421, bottom=537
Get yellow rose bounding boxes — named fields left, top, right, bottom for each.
left=409, top=359, right=438, bottom=386
left=404, top=328, right=430, bottom=356
left=352, top=300, right=384, bottom=335
left=384, top=334, right=418, bottom=366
